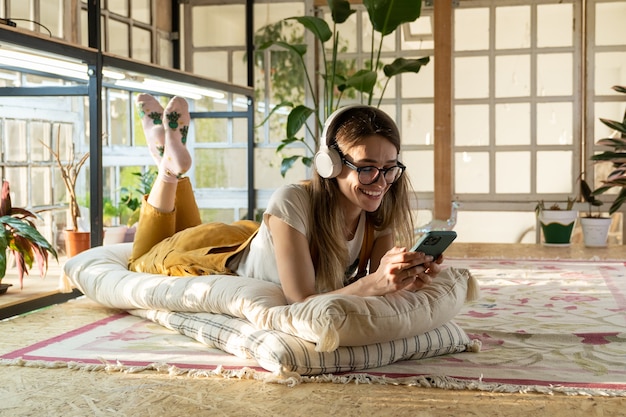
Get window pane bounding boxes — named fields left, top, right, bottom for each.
left=8, top=0, right=30, bottom=27
left=537, top=102, right=572, bottom=145
left=193, top=5, right=245, bottom=47
left=32, top=167, right=51, bottom=206
left=495, top=55, right=530, bottom=98
left=596, top=2, right=626, bottom=46
left=233, top=51, right=247, bottom=87
left=455, top=211, right=536, bottom=244
left=402, top=14, right=435, bottom=51
left=454, top=56, right=489, bottom=99
left=455, top=8, right=489, bottom=51
left=496, top=151, right=530, bottom=193
left=132, top=0, right=150, bottom=24
left=80, top=9, right=88, bottom=47
left=401, top=59, right=434, bottom=98
left=537, top=4, right=573, bottom=48
left=5, top=168, right=27, bottom=207
left=403, top=150, right=434, bottom=193
left=158, top=34, right=173, bottom=68
left=253, top=148, right=304, bottom=189
left=536, top=151, right=573, bottom=194
left=595, top=52, right=626, bottom=94
left=108, top=19, right=130, bottom=57
left=537, top=53, right=573, bottom=96
left=195, top=148, right=247, bottom=189
left=455, top=104, right=489, bottom=146
left=495, top=6, right=530, bottom=49
left=132, top=26, right=151, bottom=62
left=194, top=51, right=229, bottom=83
left=31, top=121, right=51, bottom=161
left=195, top=118, right=228, bottom=144
left=455, top=152, right=489, bottom=193
left=108, top=0, right=128, bottom=17
left=401, top=104, right=434, bottom=146
left=109, top=89, right=130, bottom=146
left=594, top=102, right=625, bottom=142
left=40, top=0, right=63, bottom=37
left=495, top=103, right=530, bottom=145
left=6, top=120, right=27, bottom=162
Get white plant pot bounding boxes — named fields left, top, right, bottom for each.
left=580, top=217, right=612, bottom=248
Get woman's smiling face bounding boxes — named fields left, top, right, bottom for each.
left=336, top=134, right=399, bottom=215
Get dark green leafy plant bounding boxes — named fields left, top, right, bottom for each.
left=590, top=85, right=626, bottom=214
left=257, top=0, right=430, bottom=176
left=0, top=180, right=58, bottom=289
left=579, top=173, right=604, bottom=218
left=120, top=169, right=156, bottom=227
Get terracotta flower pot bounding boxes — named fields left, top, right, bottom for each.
left=65, top=230, right=91, bottom=257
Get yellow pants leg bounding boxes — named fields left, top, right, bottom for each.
left=129, top=177, right=201, bottom=266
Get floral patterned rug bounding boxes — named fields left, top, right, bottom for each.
left=1, top=258, right=625, bottom=396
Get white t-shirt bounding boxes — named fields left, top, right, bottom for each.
left=232, top=183, right=368, bottom=286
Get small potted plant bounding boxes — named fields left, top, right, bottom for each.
left=578, top=174, right=612, bottom=247
left=41, top=137, right=90, bottom=257
left=0, top=180, right=57, bottom=293
left=535, top=198, right=577, bottom=245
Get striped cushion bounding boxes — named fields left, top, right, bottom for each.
left=132, top=309, right=472, bottom=375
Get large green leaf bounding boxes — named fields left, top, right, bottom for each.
left=342, top=69, right=377, bottom=94
left=608, top=188, right=626, bottom=214
left=280, top=155, right=301, bottom=177
left=383, top=56, right=430, bottom=77
left=290, top=16, right=332, bottom=43
left=0, top=228, right=7, bottom=279
left=363, top=0, right=422, bottom=36
left=600, top=117, right=626, bottom=135
left=328, top=0, right=356, bottom=24
left=262, top=41, right=307, bottom=57
left=286, top=105, right=314, bottom=138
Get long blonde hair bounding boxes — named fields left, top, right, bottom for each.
left=305, top=106, right=414, bottom=293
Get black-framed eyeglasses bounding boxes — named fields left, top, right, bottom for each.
left=342, top=158, right=406, bottom=185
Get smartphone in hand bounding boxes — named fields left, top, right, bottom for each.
left=410, top=230, right=457, bottom=260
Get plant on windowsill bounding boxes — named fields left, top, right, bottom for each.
left=535, top=198, right=577, bottom=246
left=584, top=85, right=626, bottom=246
left=0, top=180, right=57, bottom=293
left=40, top=138, right=90, bottom=257
left=256, top=0, right=430, bottom=176
left=578, top=174, right=612, bottom=247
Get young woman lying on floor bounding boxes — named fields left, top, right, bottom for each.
left=129, top=95, right=443, bottom=304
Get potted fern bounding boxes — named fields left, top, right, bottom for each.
left=0, top=180, right=57, bottom=293
left=257, top=0, right=430, bottom=176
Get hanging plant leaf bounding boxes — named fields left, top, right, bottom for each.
left=383, top=57, right=430, bottom=77
left=289, top=16, right=332, bottom=43
left=364, top=0, right=422, bottom=36
left=286, top=105, right=314, bottom=138
left=328, top=0, right=356, bottom=24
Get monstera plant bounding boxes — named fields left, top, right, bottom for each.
left=257, top=0, right=430, bottom=176
left=0, top=180, right=57, bottom=291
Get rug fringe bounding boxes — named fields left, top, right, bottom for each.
left=1, top=357, right=624, bottom=397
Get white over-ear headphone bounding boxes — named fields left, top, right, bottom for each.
left=314, top=105, right=370, bottom=179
